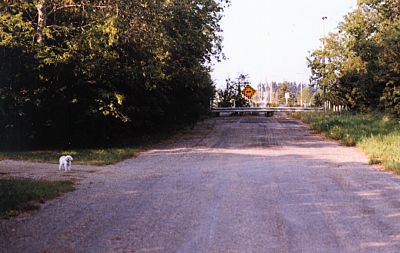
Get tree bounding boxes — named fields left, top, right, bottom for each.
left=307, top=0, right=400, bottom=116
left=217, top=74, right=250, bottom=107
left=300, top=86, right=314, bottom=106
left=0, top=0, right=230, bottom=148
left=277, top=81, right=295, bottom=105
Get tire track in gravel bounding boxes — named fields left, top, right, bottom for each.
left=2, top=116, right=400, bottom=252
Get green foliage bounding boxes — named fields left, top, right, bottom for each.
left=359, top=133, right=400, bottom=172
left=301, top=86, right=314, bottom=106
left=267, top=81, right=312, bottom=107
left=277, top=81, right=293, bottom=105
left=308, top=0, right=400, bottom=116
left=0, top=179, right=74, bottom=217
left=217, top=74, right=250, bottom=107
left=297, top=112, right=400, bottom=172
left=0, top=0, right=229, bottom=148
left=0, top=147, right=139, bottom=165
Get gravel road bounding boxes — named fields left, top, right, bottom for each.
left=2, top=116, right=400, bottom=252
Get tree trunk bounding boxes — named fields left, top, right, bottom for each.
left=35, top=1, right=47, bottom=44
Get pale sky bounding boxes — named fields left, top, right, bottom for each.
left=211, top=0, right=356, bottom=88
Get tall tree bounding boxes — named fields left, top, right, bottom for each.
left=0, top=0, right=230, bottom=148
left=217, top=74, right=249, bottom=107
left=308, top=0, right=400, bottom=116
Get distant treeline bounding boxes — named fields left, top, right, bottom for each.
left=0, top=1, right=229, bottom=149
left=216, top=74, right=316, bottom=107
left=308, top=0, right=399, bottom=117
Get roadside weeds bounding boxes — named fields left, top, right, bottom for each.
left=294, top=112, right=400, bottom=173
left=0, top=178, right=74, bottom=218
left=0, top=147, right=139, bottom=166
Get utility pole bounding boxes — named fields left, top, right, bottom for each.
left=295, top=73, right=305, bottom=107
left=322, top=16, right=328, bottom=112
left=269, top=82, right=273, bottom=105
left=300, top=82, right=303, bottom=107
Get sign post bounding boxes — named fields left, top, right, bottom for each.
left=285, top=92, right=290, bottom=106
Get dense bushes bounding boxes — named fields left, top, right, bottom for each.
left=308, top=0, right=400, bottom=117
left=0, top=0, right=228, bottom=149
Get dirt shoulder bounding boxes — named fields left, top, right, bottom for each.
left=0, top=119, right=216, bottom=183
left=0, top=159, right=103, bottom=182
left=2, top=116, right=400, bottom=253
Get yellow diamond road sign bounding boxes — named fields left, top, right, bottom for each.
left=242, top=85, right=256, bottom=99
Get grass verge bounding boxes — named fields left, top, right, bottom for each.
left=0, top=179, right=74, bottom=218
left=0, top=147, right=139, bottom=166
left=295, top=112, right=400, bottom=173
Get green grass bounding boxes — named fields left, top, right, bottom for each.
left=0, top=179, right=74, bottom=218
left=295, top=112, right=400, bottom=172
left=0, top=119, right=200, bottom=165
left=0, top=147, right=139, bottom=165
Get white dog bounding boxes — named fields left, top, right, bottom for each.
left=59, top=155, right=73, bottom=171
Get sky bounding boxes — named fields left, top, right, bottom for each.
left=211, top=0, right=357, bottom=88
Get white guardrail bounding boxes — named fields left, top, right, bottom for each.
left=211, top=107, right=324, bottom=113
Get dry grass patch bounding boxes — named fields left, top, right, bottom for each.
left=295, top=112, right=400, bottom=173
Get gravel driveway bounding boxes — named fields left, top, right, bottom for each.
left=2, top=116, right=400, bottom=252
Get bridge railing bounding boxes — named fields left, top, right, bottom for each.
left=211, top=107, right=324, bottom=113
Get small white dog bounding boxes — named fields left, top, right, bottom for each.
left=59, top=155, right=73, bottom=171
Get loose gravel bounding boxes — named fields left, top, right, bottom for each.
left=1, top=116, right=400, bottom=252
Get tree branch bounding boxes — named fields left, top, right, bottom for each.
left=48, top=4, right=113, bottom=16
